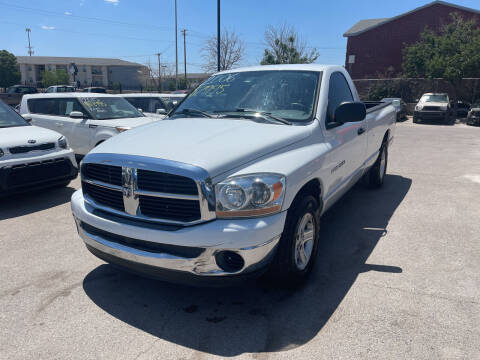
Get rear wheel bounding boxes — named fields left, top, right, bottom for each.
left=268, top=195, right=320, bottom=286
left=365, top=140, right=388, bottom=188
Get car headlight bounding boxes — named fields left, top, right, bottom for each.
left=116, top=126, right=131, bottom=133
left=440, top=105, right=448, bottom=111
left=0, top=148, right=4, bottom=158
left=415, top=105, right=423, bottom=111
left=215, top=173, right=285, bottom=218
left=58, top=136, right=68, bottom=149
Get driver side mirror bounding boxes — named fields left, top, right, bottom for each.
left=332, top=102, right=366, bottom=125
left=69, top=111, right=85, bottom=119
left=156, top=108, right=167, bottom=115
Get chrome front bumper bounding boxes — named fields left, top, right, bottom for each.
left=72, top=190, right=285, bottom=280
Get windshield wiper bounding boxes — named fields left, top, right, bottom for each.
left=214, top=108, right=292, bottom=125
left=174, top=108, right=212, bottom=118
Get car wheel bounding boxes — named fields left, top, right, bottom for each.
left=365, top=140, right=388, bottom=189
left=269, top=194, right=320, bottom=286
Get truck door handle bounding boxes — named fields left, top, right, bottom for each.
left=89, top=124, right=98, bottom=128
left=357, top=127, right=366, bottom=135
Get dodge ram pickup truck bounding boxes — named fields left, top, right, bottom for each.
left=71, top=64, right=396, bottom=286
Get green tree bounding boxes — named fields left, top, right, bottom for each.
left=261, top=24, right=319, bottom=65
left=0, top=50, right=21, bottom=89
left=403, top=13, right=480, bottom=115
left=42, top=69, right=71, bottom=88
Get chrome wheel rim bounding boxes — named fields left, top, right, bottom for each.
left=379, top=148, right=386, bottom=179
left=294, top=213, right=315, bottom=271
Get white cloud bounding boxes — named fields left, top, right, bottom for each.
left=104, top=0, right=119, bottom=5
left=41, top=25, right=55, bottom=30
left=65, top=11, right=72, bottom=15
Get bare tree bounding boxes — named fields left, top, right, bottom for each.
left=202, top=29, right=245, bottom=73
left=261, top=24, right=319, bottom=65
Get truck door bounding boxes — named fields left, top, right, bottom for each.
left=322, top=71, right=367, bottom=199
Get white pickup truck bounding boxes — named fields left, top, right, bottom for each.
left=20, top=93, right=157, bottom=158
left=71, top=64, right=396, bottom=286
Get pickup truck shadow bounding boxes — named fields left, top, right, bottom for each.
left=82, top=174, right=411, bottom=357
left=0, top=184, right=76, bottom=220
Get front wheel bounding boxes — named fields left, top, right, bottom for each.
left=365, top=141, right=388, bottom=188
left=268, top=195, right=320, bottom=286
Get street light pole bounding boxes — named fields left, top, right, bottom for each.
left=156, top=52, right=162, bottom=91
left=26, top=28, right=33, bottom=56
left=181, top=29, right=187, bottom=89
left=175, top=0, right=178, bottom=90
left=217, top=0, right=220, bottom=72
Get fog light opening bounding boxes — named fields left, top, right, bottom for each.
left=215, top=251, right=245, bottom=273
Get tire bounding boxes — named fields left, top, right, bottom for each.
left=268, top=195, right=320, bottom=286
left=365, top=140, right=388, bottom=189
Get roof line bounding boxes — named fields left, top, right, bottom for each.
left=343, top=0, right=480, bottom=37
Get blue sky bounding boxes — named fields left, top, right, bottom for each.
left=0, top=0, right=478, bottom=73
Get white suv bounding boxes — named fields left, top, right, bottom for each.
left=0, top=100, right=77, bottom=196
left=20, top=93, right=158, bottom=157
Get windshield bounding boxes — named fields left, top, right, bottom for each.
left=125, top=97, right=167, bottom=113
left=421, top=94, right=448, bottom=103
left=173, top=70, right=321, bottom=123
left=80, top=97, right=144, bottom=120
left=0, top=101, right=29, bottom=128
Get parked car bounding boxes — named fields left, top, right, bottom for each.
left=117, top=93, right=170, bottom=118
left=413, top=93, right=451, bottom=124
left=466, top=102, right=480, bottom=126
left=0, top=85, right=37, bottom=106
left=71, top=64, right=396, bottom=286
left=0, top=99, right=77, bottom=196
left=83, top=87, right=107, bottom=94
left=158, top=93, right=186, bottom=107
left=45, top=85, right=76, bottom=93
left=381, top=97, right=407, bottom=121
left=20, top=93, right=158, bottom=158
left=450, top=100, right=470, bottom=118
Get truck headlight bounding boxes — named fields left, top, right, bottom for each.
left=440, top=105, right=448, bottom=111
left=58, top=136, right=68, bottom=149
left=415, top=105, right=423, bottom=111
left=215, top=173, right=285, bottom=218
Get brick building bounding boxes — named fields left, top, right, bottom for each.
left=344, top=1, right=480, bottom=79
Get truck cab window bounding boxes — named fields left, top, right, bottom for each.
left=326, top=72, right=354, bottom=124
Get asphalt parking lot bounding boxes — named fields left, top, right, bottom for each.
left=1, top=120, right=480, bottom=360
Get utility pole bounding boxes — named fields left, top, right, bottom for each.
left=26, top=28, right=34, bottom=56
left=217, top=0, right=220, bottom=72
left=174, top=0, right=178, bottom=90
left=156, top=52, right=162, bottom=92
left=181, top=29, right=187, bottom=89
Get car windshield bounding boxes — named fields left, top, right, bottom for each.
left=57, top=87, right=75, bottom=92
left=0, top=101, right=29, bottom=128
left=381, top=98, right=399, bottom=102
left=172, top=70, right=321, bottom=123
left=422, top=94, right=448, bottom=102
left=80, top=97, right=144, bottom=120
left=7, top=87, right=18, bottom=94
left=125, top=97, right=167, bottom=113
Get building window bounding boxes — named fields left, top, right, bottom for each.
left=83, top=67, right=86, bottom=72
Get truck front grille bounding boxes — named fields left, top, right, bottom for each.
left=9, top=142, right=55, bottom=154
left=81, top=163, right=202, bottom=224
left=84, top=164, right=122, bottom=186
left=423, top=106, right=441, bottom=111
left=82, top=182, right=125, bottom=212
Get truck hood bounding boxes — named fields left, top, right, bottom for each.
left=90, top=117, right=313, bottom=177
left=92, top=116, right=158, bottom=128
left=1, top=125, right=62, bottom=148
